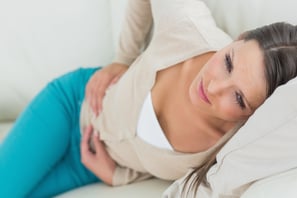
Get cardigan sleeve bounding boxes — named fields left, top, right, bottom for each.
left=112, top=165, right=153, bottom=186
left=113, top=0, right=153, bottom=65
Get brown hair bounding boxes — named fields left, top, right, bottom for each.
left=182, top=22, right=297, bottom=197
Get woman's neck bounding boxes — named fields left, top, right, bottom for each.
left=152, top=51, right=241, bottom=153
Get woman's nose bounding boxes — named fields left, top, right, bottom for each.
left=207, top=79, right=230, bottom=95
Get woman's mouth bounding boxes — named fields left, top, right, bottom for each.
left=198, top=80, right=210, bottom=104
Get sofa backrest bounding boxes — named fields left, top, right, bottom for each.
left=202, top=0, right=297, bottom=39
left=0, top=0, right=127, bottom=121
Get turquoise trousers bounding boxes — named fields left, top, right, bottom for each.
left=0, top=68, right=101, bottom=197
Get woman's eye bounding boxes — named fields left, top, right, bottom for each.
left=224, top=53, right=233, bottom=73
left=235, top=92, right=246, bottom=109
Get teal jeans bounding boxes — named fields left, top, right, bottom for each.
left=0, top=67, right=101, bottom=197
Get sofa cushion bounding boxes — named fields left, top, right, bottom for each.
left=56, top=178, right=171, bottom=198
left=241, top=167, right=297, bottom=198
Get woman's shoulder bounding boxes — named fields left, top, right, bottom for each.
left=151, top=0, right=214, bottom=31
left=151, top=0, right=232, bottom=55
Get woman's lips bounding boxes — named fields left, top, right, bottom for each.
left=198, top=80, right=210, bottom=104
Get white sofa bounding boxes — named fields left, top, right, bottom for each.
left=1, top=0, right=297, bottom=197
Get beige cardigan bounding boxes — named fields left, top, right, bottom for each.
left=80, top=0, right=232, bottom=186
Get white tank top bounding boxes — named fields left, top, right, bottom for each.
left=137, top=92, right=174, bottom=151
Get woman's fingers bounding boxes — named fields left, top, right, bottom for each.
left=80, top=125, right=116, bottom=185
left=81, top=126, right=92, bottom=150
left=80, top=125, right=94, bottom=165
left=87, top=71, right=111, bottom=115
left=92, top=131, right=107, bottom=156
left=85, top=63, right=129, bottom=116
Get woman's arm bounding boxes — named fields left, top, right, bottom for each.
left=80, top=125, right=116, bottom=185
left=85, top=63, right=128, bottom=116
left=80, top=125, right=152, bottom=186
left=114, top=0, right=153, bottom=65
left=85, top=0, right=153, bottom=114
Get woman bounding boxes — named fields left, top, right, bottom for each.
left=0, top=0, right=297, bottom=197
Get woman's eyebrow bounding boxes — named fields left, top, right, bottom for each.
left=230, top=48, right=235, bottom=70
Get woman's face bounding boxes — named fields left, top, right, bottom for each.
left=189, top=40, right=267, bottom=122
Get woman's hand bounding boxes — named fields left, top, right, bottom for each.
left=80, top=125, right=116, bottom=185
left=85, top=63, right=128, bottom=116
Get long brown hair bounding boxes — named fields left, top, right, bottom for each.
left=182, top=22, right=297, bottom=197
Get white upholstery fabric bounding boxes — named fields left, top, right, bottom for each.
left=1, top=0, right=297, bottom=197
left=0, top=0, right=125, bottom=121
left=241, top=167, right=297, bottom=198
left=0, top=122, right=11, bottom=142
left=56, top=178, right=170, bottom=198
left=202, top=0, right=297, bottom=39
